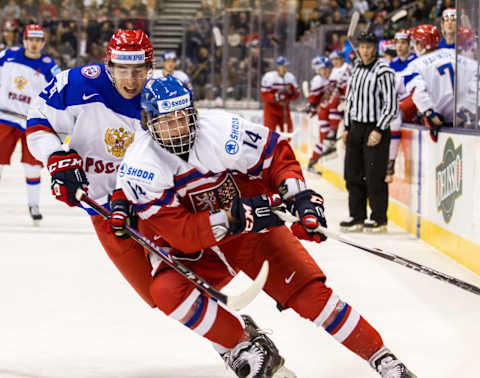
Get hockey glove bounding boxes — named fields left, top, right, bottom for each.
left=47, top=149, right=89, bottom=207
left=229, top=194, right=283, bottom=235
left=285, top=190, right=327, bottom=243
left=274, top=92, right=288, bottom=103
left=306, top=102, right=317, bottom=117
left=109, top=189, right=137, bottom=239
left=423, top=109, right=442, bottom=142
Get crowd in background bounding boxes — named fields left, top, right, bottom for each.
left=0, top=0, right=463, bottom=102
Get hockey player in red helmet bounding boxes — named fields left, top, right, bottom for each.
left=458, top=25, right=477, bottom=54
left=106, top=29, right=153, bottom=98
left=410, top=24, right=441, bottom=56
left=26, top=29, right=162, bottom=312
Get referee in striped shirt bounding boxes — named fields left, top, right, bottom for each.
left=340, top=31, right=398, bottom=232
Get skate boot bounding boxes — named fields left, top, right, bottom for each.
left=339, top=217, right=364, bottom=232
left=222, top=315, right=296, bottom=378
left=306, top=160, right=321, bottom=175
left=369, top=347, right=417, bottom=378
left=317, top=143, right=337, bottom=159
left=363, top=219, right=387, bottom=233
left=29, top=205, right=43, bottom=225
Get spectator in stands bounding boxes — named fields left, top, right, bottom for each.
left=2, top=0, right=21, bottom=19
left=308, top=8, right=324, bottom=31
left=411, top=0, right=430, bottom=24
left=38, top=0, right=58, bottom=19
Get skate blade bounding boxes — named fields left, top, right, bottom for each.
left=32, top=219, right=41, bottom=227
left=363, top=225, right=387, bottom=233
left=273, top=366, right=297, bottom=378
left=339, top=225, right=363, bottom=232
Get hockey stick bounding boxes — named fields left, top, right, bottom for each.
left=273, top=209, right=480, bottom=296
left=301, top=80, right=309, bottom=98
left=347, top=11, right=360, bottom=57
left=79, top=193, right=269, bottom=310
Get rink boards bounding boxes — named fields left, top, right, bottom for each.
left=222, top=108, right=480, bottom=275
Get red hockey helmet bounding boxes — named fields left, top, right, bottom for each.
left=458, top=26, right=476, bottom=52
left=411, top=24, right=441, bottom=54
left=23, top=24, right=45, bottom=39
left=106, top=29, right=153, bottom=66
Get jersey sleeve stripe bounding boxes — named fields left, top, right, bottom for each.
left=134, top=188, right=176, bottom=212
left=246, top=131, right=279, bottom=176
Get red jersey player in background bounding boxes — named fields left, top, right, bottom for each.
left=0, top=24, right=60, bottom=223
left=261, top=56, right=299, bottom=136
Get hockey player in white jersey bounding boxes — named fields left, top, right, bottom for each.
left=26, top=29, right=160, bottom=309
left=115, top=76, right=416, bottom=378
left=0, top=24, right=60, bottom=223
left=152, top=50, right=191, bottom=89
left=261, top=56, right=299, bottom=135
left=401, top=24, right=454, bottom=141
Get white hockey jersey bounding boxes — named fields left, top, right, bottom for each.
left=401, top=49, right=456, bottom=122
left=309, top=74, right=331, bottom=101
left=329, top=62, right=351, bottom=89
left=152, top=69, right=191, bottom=89
left=117, top=109, right=292, bottom=221
left=261, top=70, right=298, bottom=95
left=26, top=64, right=142, bottom=211
left=0, top=46, right=60, bottom=130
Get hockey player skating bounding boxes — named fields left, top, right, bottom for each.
left=305, top=55, right=334, bottom=172
left=152, top=50, right=192, bottom=89
left=26, top=29, right=159, bottom=308
left=261, top=56, right=299, bottom=137
left=0, top=24, right=60, bottom=223
left=114, top=76, right=416, bottom=378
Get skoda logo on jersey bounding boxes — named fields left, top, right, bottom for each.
left=118, top=163, right=127, bottom=178
left=160, top=100, right=171, bottom=111
left=225, top=139, right=239, bottom=155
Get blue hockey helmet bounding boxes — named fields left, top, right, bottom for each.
left=275, top=56, right=290, bottom=66
left=329, top=50, right=344, bottom=60
left=162, top=50, right=177, bottom=62
left=141, top=76, right=197, bottom=156
left=311, top=55, right=332, bottom=71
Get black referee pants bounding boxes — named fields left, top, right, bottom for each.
left=344, top=121, right=391, bottom=224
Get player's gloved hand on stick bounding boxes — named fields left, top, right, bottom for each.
left=47, top=149, right=89, bottom=207
left=285, top=189, right=327, bottom=243
left=306, top=102, right=317, bottom=117
left=109, top=189, right=137, bottom=239
left=229, top=194, right=284, bottom=235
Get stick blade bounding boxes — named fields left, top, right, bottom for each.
left=227, top=260, right=269, bottom=310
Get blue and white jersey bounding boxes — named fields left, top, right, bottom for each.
left=390, top=53, right=417, bottom=100
left=389, top=53, right=417, bottom=73
left=0, top=46, right=60, bottom=130
left=438, top=39, right=455, bottom=50
left=26, top=64, right=142, bottom=207
left=152, top=69, right=192, bottom=89
left=117, top=109, right=278, bottom=220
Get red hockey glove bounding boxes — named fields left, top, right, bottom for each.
left=285, top=190, right=327, bottom=243
left=229, top=194, right=283, bottom=235
left=110, top=189, right=137, bottom=239
left=47, top=149, right=88, bottom=207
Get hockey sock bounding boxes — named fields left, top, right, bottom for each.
left=286, top=280, right=383, bottom=361
left=24, top=163, right=41, bottom=206
left=165, top=288, right=245, bottom=350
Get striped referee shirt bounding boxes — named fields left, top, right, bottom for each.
left=344, top=58, right=398, bottom=130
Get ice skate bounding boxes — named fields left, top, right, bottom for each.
left=369, top=347, right=417, bottom=378
left=363, top=219, right=387, bottom=233
left=339, top=217, right=364, bottom=232
left=306, top=160, right=322, bottom=175
left=317, top=144, right=337, bottom=159
left=29, top=205, right=43, bottom=225
left=222, top=315, right=296, bottom=378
